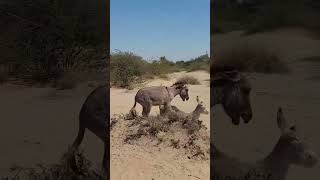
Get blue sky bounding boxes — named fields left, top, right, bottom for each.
left=110, top=0, right=210, bottom=61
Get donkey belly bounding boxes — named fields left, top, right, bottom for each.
left=150, top=96, right=168, bottom=106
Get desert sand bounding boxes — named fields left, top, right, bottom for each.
left=110, top=71, right=210, bottom=180
left=213, top=28, right=320, bottom=179
left=0, top=83, right=104, bottom=176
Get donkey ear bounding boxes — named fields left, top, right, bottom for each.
left=277, top=107, right=288, bottom=132
left=196, top=96, right=199, bottom=103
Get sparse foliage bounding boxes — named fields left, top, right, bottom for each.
left=110, top=51, right=209, bottom=89
left=214, top=44, right=289, bottom=73
left=0, top=0, right=107, bottom=87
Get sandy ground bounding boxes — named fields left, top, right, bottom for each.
left=0, top=83, right=104, bottom=176
left=213, top=28, right=320, bottom=179
left=110, top=71, right=210, bottom=180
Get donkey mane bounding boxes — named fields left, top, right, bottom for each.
left=211, top=64, right=238, bottom=74
left=171, top=81, right=187, bottom=87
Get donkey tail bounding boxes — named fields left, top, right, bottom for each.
left=128, top=100, right=138, bottom=118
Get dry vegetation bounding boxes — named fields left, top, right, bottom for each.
left=1, top=149, right=106, bottom=180
left=213, top=0, right=320, bottom=35
left=112, top=111, right=210, bottom=160
left=0, top=0, right=107, bottom=89
left=175, top=75, right=201, bottom=85
left=110, top=51, right=209, bottom=89
left=213, top=43, right=289, bottom=73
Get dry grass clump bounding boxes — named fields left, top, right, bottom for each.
left=119, top=112, right=209, bottom=160
left=214, top=44, right=289, bottom=74
left=175, top=76, right=201, bottom=85
left=158, top=74, right=170, bottom=80
left=2, top=149, right=106, bottom=180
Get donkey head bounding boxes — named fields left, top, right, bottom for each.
left=274, top=107, right=318, bottom=168
left=212, top=65, right=252, bottom=125
left=172, top=83, right=189, bottom=101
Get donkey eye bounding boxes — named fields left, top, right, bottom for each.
left=290, top=126, right=296, bottom=131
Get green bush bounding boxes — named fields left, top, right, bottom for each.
left=110, top=51, right=210, bottom=89
left=110, top=51, right=147, bottom=88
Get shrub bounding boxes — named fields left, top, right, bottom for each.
left=213, top=0, right=320, bottom=34
left=176, top=76, right=200, bottom=85
left=110, top=51, right=147, bottom=88
left=214, top=44, right=289, bottom=73
left=158, top=74, right=170, bottom=80
left=54, top=72, right=79, bottom=90
left=110, top=51, right=210, bottom=89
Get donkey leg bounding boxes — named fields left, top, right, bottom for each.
left=142, top=106, right=151, bottom=116
left=142, top=103, right=152, bottom=117
left=103, top=142, right=109, bottom=178
left=103, top=143, right=107, bottom=169
left=163, top=102, right=171, bottom=110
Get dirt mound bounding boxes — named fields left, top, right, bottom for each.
left=112, top=113, right=210, bottom=160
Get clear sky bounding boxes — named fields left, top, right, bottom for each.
left=110, top=0, right=209, bottom=61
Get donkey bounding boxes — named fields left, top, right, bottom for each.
left=160, top=96, right=209, bottom=121
left=71, top=85, right=108, bottom=172
left=212, top=107, right=319, bottom=180
left=211, top=64, right=252, bottom=125
left=130, top=82, right=189, bottom=117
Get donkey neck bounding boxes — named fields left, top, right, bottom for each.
left=212, top=85, right=224, bottom=106
left=167, top=86, right=180, bottom=99
left=191, top=105, right=202, bottom=120
left=255, top=139, right=291, bottom=180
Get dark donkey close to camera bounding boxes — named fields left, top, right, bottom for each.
left=130, top=82, right=189, bottom=117
left=211, top=64, right=253, bottom=125
left=71, top=85, right=108, bottom=173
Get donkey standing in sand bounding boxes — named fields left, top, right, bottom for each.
left=130, top=82, right=189, bottom=117
left=211, top=65, right=253, bottom=125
